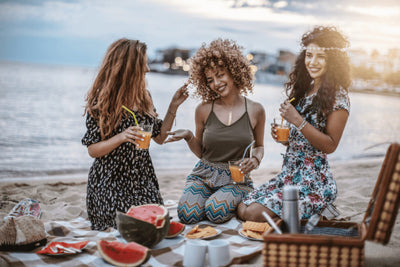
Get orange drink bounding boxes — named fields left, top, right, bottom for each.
left=276, top=126, right=289, bottom=142
left=229, top=160, right=245, bottom=183
left=136, top=124, right=153, bottom=150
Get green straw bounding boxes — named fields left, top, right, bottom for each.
left=122, top=105, right=139, bottom=126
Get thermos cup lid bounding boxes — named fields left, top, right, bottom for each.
left=283, top=185, right=299, bottom=200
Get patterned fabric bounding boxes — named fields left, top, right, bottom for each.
left=242, top=89, right=350, bottom=219
left=0, top=216, right=265, bottom=266
left=82, top=112, right=163, bottom=230
left=178, top=159, right=253, bottom=224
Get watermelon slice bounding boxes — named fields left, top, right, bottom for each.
left=166, top=221, right=185, bottom=238
left=97, top=240, right=149, bottom=267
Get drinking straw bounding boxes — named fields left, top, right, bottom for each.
left=262, top=211, right=282, bottom=234
left=280, top=97, right=296, bottom=128
left=122, top=105, right=139, bottom=126
left=241, top=140, right=255, bottom=162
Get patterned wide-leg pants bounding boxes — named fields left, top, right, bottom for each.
left=177, top=179, right=252, bottom=224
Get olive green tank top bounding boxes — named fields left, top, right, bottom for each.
left=202, top=97, right=254, bottom=163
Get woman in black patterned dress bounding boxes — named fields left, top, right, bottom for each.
left=82, top=39, right=188, bottom=230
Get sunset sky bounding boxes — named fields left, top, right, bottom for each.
left=0, top=0, right=399, bottom=66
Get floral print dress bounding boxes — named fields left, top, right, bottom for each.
left=242, top=89, right=350, bottom=219
left=82, top=112, right=163, bottom=230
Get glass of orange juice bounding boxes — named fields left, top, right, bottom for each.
left=136, top=123, right=153, bottom=150
left=274, top=118, right=289, bottom=143
left=229, top=160, right=245, bottom=184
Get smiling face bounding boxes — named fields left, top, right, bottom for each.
left=305, top=43, right=328, bottom=82
left=204, top=67, right=237, bottom=98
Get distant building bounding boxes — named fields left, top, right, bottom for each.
left=149, top=48, right=194, bottom=75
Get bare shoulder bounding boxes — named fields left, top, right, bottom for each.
left=246, top=98, right=265, bottom=116
left=195, top=102, right=212, bottom=122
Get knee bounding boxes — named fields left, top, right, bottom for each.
left=177, top=202, right=203, bottom=224
left=237, top=202, right=247, bottom=221
left=204, top=199, right=233, bottom=224
left=237, top=202, right=272, bottom=222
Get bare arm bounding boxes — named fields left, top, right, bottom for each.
left=153, top=85, right=189, bottom=144
left=281, top=100, right=348, bottom=154
left=88, top=126, right=142, bottom=158
left=164, top=103, right=209, bottom=158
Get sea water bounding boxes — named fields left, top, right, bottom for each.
left=0, top=61, right=399, bottom=179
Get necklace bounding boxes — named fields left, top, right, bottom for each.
left=228, top=111, right=232, bottom=126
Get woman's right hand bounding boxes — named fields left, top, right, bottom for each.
left=119, top=126, right=144, bottom=147
left=164, top=129, right=192, bottom=144
left=271, top=123, right=288, bottom=146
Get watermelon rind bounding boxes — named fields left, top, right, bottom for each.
left=97, top=240, right=150, bottom=267
left=116, top=204, right=170, bottom=248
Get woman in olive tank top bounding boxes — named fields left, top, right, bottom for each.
left=165, top=39, right=265, bottom=224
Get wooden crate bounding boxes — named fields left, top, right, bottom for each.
left=263, top=143, right=400, bottom=267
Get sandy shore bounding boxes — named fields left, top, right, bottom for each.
left=1, top=158, right=399, bottom=266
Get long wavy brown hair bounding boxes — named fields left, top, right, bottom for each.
left=188, top=38, right=254, bottom=102
left=285, top=26, right=351, bottom=123
left=84, top=38, right=155, bottom=139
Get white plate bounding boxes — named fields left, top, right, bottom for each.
left=238, top=227, right=263, bottom=241
left=164, top=200, right=177, bottom=209
left=185, top=227, right=222, bottom=240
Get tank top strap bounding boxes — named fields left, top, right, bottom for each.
left=211, top=101, right=214, bottom=112
left=245, top=97, right=248, bottom=112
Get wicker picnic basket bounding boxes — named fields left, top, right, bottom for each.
left=262, top=143, right=400, bottom=267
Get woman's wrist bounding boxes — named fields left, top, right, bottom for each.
left=252, top=155, right=261, bottom=167
left=184, top=131, right=194, bottom=142
left=297, top=118, right=307, bottom=131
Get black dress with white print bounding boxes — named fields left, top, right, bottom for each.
left=82, top=112, right=163, bottom=230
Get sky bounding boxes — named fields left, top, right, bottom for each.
left=0, top=0, right=399, bottom=67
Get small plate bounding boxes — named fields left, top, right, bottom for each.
left=238, top=227, right=263, bottom=241
left=185, top=227, right=222, bottom=240
left=36, top=241, right=90, bottom=256
left=164, top=200, right=177, bottom=209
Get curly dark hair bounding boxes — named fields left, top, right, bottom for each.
left=285, top=26, right=351, bottom=123
left=188, top=38, right=254, bottom=102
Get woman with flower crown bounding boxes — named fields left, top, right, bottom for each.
left=238, top=26, right=351, bottom=222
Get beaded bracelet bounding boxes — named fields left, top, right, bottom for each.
left=297, top=118, right=307, bottom=131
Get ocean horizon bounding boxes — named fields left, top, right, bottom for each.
left=0, top=60, right=399, bottom=180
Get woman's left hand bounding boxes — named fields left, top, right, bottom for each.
left=279, top=100, right=302, bottom=126
left=239, top=157, right=259, bottom=174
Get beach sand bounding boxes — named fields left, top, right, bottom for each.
left=1, top=159, right=399, bottom=266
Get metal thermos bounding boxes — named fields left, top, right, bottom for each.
left=282, top=185, right=300, bottom=233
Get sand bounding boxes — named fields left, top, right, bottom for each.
left=1, top=158, right=400, bottom=266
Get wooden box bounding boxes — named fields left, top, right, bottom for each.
left=263, top=143, right=400, bottom=267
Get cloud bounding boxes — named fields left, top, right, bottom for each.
left=0, top=0, right=399, bottom=66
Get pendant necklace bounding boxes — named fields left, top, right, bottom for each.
left=228, top=111, right=232, bottom=125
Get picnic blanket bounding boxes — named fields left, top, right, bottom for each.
left=0, top=216, right=264, bottom=266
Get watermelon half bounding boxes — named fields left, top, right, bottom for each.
left=116, top=204, right=170, bottom=248
left=97, top=240, right=149, bottom=267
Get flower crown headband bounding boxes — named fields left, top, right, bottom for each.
left=301, top=46, right=347, bottom=52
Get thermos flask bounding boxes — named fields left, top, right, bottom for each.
left=282, top=185, right=300, bottom=233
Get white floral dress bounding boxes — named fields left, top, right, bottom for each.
left=242, top=89, right=350, bottom=219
